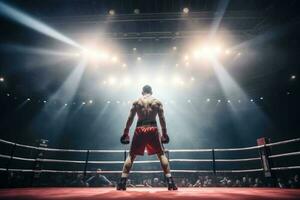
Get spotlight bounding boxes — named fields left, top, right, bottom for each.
left=183, top=7, right=189, bottom=14
left=122, top=63, right=127, bottom=68
left=122, top=77, right=131, bottom=85
left=238, top=100, right=241, bottom=103
left=116, top=101, right=120, bottom=104
left=102, top=80, right=107, bottom=85
left=27, top=98, right=31, bottom=101
left=206, top=98, right=210, bottom=102
left=291, top=75, right=296, bottom=80
left=172, top=75, right=184, bottom=85
left=218, top=99, right=221, bottom=103
left=133, top=9, right=140, bottom=14
left=225, top=49, right=231, bottom=55
left=227, top=100, right=231, bottom=103
left=82, top=102, right=86, bottom=105
left=0, top=77, right=4, bottom=82
left=107, top=101, right=111, bottom=104
left=190, top=77, right=195, bottom=81
left=260, top=97, right=264, bottom=100
left=81, top=48, right=109, bottom=61
left=250, top=99, right=254, bottom=102
left=193, top=50, right=201, bottom=59
left=201, top=46, right=215, bottom=58
left=108, top=76, right=116, bottom=85
left=111, top=56, right=118, bottom=63
left=187, top=99, right=191, bottom=103
left=184, top=55, right=189, bottom=61
left=185, top=62, right=189, bottom=67
left=133, top=47, right=137, bottom=51
left=64, top=103, right=68, bottom=106
left=137, top=57, right=142, bottom=61
left=109, top=9, right=115, bottom=15
left=172, top=46, right=177, bottom=51
left=89, top=100, right=93, bottom=104
left=175, top=63, right=179, bottom=67
left=237, top=52, right=242, bottom=56
left=43, top=100, right=47, bottom=103
left=214, top=46, right=222, bottom=54
left=6, top=93, right=10, bottom=96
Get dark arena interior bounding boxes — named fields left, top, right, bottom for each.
left=0, top=0, right=300, bottom=199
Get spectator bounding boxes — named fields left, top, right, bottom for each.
left=293, top=174, right=300, bottom=188
left=253, top=178, right=263, bottom=187
left=152, top=177, right=164, bottom=187
left=277, top=178, right=285, bottom=188
left=70, top=174, right=87, bottom=187
left=86, top=169, right=113, bottom=187
left=241, top=177, right=248, bottom=187
left=233, top=179, right=242, bottom=187
left=193, top=176, right=202, bottom=187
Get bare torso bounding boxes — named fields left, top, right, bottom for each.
left=124, top=94, right=166, bottom=130
left=134, top=94, right=160, bottom=121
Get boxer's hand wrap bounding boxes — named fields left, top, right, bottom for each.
left=161, top=128, right=169, bottom=144
left=120, top=128, right=130, bottom=144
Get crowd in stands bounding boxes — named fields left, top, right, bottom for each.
left=1, top=170, right=299, bottom=189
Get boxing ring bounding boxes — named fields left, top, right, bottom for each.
left=0, top=137, right=300, bottom=200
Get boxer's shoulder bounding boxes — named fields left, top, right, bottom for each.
left=132, top=99, right=139, bottom=106
left=152, top=98, right=162, bottom=106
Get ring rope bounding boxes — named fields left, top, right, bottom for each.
left=0, top=153, right=261, bottom=164
left=271, top=166, right=300, bottom=170
left=269, top=151, right=300, bottom=159
left=0, top=168, right=265, bottom=174
left=266, top=138, right=300, bottom=147
left=1, top=138, right=299, bottom=153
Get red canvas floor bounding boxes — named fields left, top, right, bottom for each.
left=0, top=187, right=299, bottom=200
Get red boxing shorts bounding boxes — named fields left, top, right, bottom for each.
left=130, top=126, right=164, bottom=156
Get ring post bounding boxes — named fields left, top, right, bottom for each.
left=212, top=148, right=216, bottom=186
left=257, top=138, right=276, bottom=186
left=6, top=143, right=17, bottom=171
left=83, top=150, right=90, bottom=177
left=212, top=149, right=216, bottom=174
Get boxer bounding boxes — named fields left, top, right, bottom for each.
left=117, top=85, right=177, bottom=190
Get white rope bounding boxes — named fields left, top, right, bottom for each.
left=0, top=153, right=261, bottom=164
left=170, top=159, right=212, bottom=162
left=0, top=168, right=266, bottom=174
left=214, top=145, right=263, bottom=152
left=216, top=168, right=263, bottom=173
left=269, top=151, right=300, bottom=159
left=0, top=137, right=299, bottom=153
left=271, top=166, right=300, bottom=170
left=266, top=138, right=300, bottom=147
left=215, top=157, right=261, bottom=162
left=168, top=149, right=212, bottom=153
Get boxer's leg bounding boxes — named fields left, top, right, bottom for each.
left=121, top=154, right=136, bottom=178
left=157, top=152, right=177, bottom=190
left=157, top=152, right=171, bottom=177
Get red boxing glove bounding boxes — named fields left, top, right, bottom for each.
left=161, top=128, right=169, bottom=144
left=120, top=129, right=130, bottom=144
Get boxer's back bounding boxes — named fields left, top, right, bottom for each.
left=134, top=95, right=161, bottom=121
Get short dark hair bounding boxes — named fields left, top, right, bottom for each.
left=142, top=85, right=152, bottom=94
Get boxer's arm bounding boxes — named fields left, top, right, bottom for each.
left=124, top=102, right=137, bottom=133
left=158, top=102, right=167, bottom=135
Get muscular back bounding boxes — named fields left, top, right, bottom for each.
left=134, top=95, right=160, bottom=121
left=124, top=94, right=166, bottom=130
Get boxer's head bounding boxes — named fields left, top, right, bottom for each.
left=142, top=85, right=152, bottom=95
